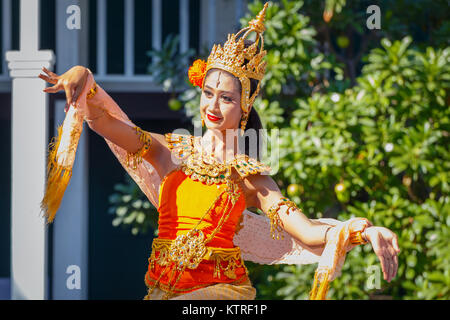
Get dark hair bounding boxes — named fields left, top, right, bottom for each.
left=242, top=107, right=264, bottom=161
left=236, top=78, right=264, bottom=161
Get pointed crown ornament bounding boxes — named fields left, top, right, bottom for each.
left=188, top=2, right=269, bottom=134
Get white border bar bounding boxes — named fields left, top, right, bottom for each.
left=152, top=0, right=162, bottom=51
left=97, top=0, right=107, bottom=76
left=235, top=0, right=243, bottom=28
left=180, top=0, right=189, bottom=54
left=208, top=0, right=216, bottom=47
left=124, top=0, right=134, bottom=77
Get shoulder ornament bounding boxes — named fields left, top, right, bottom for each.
left=165, top=132, right=194, bottom=160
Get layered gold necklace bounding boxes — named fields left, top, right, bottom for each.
left=166, top=132, right=272, bottom=185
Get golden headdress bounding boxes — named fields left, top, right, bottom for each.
left=189, top=2, right=269, bottom=133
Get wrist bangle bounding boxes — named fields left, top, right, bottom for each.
left=126, top=126, right=153, bottom=170
left=350, top=230, right=369, bottom=245
left=87, top=81, right=98, bottom=99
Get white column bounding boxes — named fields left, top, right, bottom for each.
left=52, top=0, right=89, bottom=300
left=179, top=0, right=189, bottom=54
left=235, top=0, right=243, bottom=28
left=97, top=0, right=106, bottom=76
left=19, top=0, right=38, bottom=52
left=208, top=0, right=216, bottom=48
left=152, top=0, right=162, bottom=67
left=6, top=0, right=55, bottom=300
left=124, top=0, right=134, bottom=77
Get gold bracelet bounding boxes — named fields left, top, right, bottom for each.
left=350, top=230, right=369, bottom=245
left=87, top=81, right=98, bottom=99
left=266, top=197, right=301, bottom=240
left=126, top=126, right=153, bottom=169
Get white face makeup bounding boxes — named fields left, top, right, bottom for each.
left=200, top=70, right=242, bottom=133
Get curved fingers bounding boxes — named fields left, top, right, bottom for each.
left=42, top=67, right=59, bottom=79
left=392, top=234, right=400, bottom=254
left=381, top=236, right=399, bottom=282
left=372, top=235, right=389, bottom=281
left=38, top=73, right=57, bottom=85
left=393, top=253, right=398, bottom=280
left=378, top=252, right=388, bottom=281
left=379, top=243, right=390, bottom=281
left=381, top=240, right=392, bottom=282
left=43, top=82, right=63, bottom=93
left=386, top=239, right=398, bottom=280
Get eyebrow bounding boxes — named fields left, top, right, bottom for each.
left=204, top=85, right=235, bottom=95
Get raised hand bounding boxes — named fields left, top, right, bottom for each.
left=364, top=226, right=400, bottom=283
left=39, top=66, right=89, bottom=112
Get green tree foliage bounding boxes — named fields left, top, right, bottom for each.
left=146, top=34, right=194, bottom=93
left=108, top=175, right=159, bottom=236
left=241, top=1, right=449, bottom=300
left=302, top=0, right=449, bottom=83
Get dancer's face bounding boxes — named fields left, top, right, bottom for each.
left=200, top=70, right=242, bottom=132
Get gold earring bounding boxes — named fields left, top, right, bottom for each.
left=240, top=113, right=248, bottom=135
left=201, top=117, right=205, bottom=127
left=240, top=120, right=246, bottom=135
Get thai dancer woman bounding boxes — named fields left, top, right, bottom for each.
left=39, top=3, right=399, bottom=300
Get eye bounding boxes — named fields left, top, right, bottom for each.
left=203, top=90, right=213, bottom=98
left=221, top=95, right=233, bottom=103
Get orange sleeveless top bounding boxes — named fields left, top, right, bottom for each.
left=144, top=169, right=248, bottom=293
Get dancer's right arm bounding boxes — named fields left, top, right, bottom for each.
left=85, top=83, right=173, bottom=175
left=39, top=65, right=175, bottom=176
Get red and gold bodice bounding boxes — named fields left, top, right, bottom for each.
left=144, top=133, right=271, bottom=298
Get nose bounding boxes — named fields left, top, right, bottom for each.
left=207, top=94, right=221, bottom=113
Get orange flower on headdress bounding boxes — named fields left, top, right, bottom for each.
left=188, top=59, right=207, bottom=88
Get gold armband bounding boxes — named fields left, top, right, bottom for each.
left=266, top=197, right=300, bottom=240
left=126, top=126, right=153, bottom=170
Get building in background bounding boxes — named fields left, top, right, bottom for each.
left=0, top=0, right=250, bottom=300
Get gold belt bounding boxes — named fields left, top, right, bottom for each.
left=149, top=237, right=246, bottom=279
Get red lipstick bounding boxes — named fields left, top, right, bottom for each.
left=207, top=113, right=222, bottom=122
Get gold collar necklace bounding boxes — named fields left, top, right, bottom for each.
left=166, top=133, right=272, bottom=185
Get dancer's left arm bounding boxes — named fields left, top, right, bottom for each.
left=243, top=173, right=400, bottom=282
